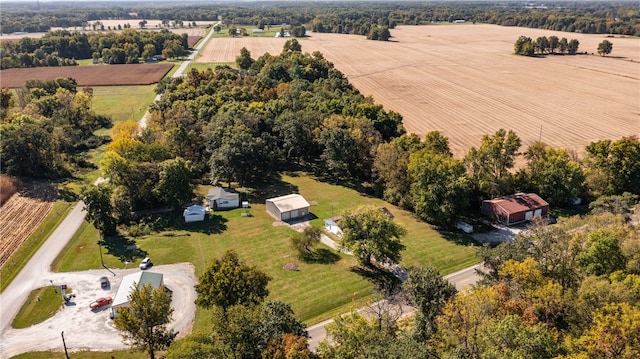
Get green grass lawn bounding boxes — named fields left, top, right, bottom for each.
left=51, top=173, right=478, bottom=327
left=1, top=202, right=74, bottom=293
left=91, top=85, right=157, bottom=123
left=12, top=286, right=66, bottom=328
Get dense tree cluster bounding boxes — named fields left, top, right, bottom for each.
left=0, top=78, right=109, bottom=178
left=514, top=35, right=580, bottom=56
left=0, top=29, right=188, bottom=69
left=317, top=207, right=640, bottom=358
left=2, top=2, right=638, bottom=39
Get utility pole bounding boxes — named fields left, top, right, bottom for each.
left=61, top=331, right=70, bottom=359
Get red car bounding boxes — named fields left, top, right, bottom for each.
left=90, top=296, right=112, bottom=310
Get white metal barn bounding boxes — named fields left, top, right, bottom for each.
left=265, top=194, right=311, bottom=221
left=206, top=187, right=240, bottom=210
left=183, top=205, right=206, bottom=223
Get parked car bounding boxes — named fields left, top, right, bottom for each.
left=139, top=257, right=152, bottom=269
left=100, top=276, right=110, bottom=289
left=90, top=296, right=112, bottom=310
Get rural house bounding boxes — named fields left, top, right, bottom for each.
left=266, top=194, right=311, bottom=221
left=481, top=193, right=549, bottom=226
left=112, top=271, right=164, bottom=313
left=183, top=204, right=206, bottom=223
left=206, top=187, right=240, bottom=210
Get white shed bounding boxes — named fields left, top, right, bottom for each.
left=206, top=187, right=240, bottom=210
left=183, top=205, right=206, bottom=223
left=266, top=194, right=310, bottom=221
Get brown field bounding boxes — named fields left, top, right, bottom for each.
left=187, top=36, right=203, bottom=48
left=0, top=181, right=55, bottom=268
left=197, top=24, right=640, bottom=158
left=0, top=63, right=173, bottom=88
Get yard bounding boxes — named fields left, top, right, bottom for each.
left=51, top=172, right=478, bottom=327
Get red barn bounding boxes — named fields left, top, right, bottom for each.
left=481, top=193, right=549, bottom=226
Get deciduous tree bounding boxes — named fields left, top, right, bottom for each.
left=339, top=205, right=406, bottom=266
left=195, top=250, right=271, bottom=313
left=597, top=39, right=613, bottom=56
left=114, top=283, right=176, bottom=359
left=404, top=265, right=456, bottom=341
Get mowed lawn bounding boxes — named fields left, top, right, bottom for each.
left=91, top=85, right=157, bottom=123
left=52, top=173, right=478, bottom=326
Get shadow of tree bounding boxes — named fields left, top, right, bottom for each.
left=101, top=235, right=148, bottom=263
left=299, top=248, right=341, bottom=264
left=144, top=213, right=229, bottom=235
left=350, top=264, right=402, bottom=291
left=245, top=175, right=300, bottom=203
left=439, top=229, right=478, bottom=246
left=179, top=213, right=228, bottom=234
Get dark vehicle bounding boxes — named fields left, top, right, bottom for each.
left=100, top=276, right=110, bottom=289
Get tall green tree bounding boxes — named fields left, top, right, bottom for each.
left=154, top=157, right=195, bottom=209
left=114, top=283, right=176, bottom=359
left=585, top=137, right=640, bottom=195
left=195, top=250, right=271, bottom=313
left=409, top=150, right=470, bottom=226
left=576, top=228, right=627, bottom=276
left=236, top=47, right=254, bottom=70
left=404, top=265, right=457, bottom=341
left=597, top=39, right=613, bottom=56
left=525, top=144, right=585, bottom=206
left=339, top=205, right=406, bottom=266
left=465, top=129, right=521, bottom=197
left=373, top=134, right=423, bottom=209
left=81, top=183, right=117, bottom=237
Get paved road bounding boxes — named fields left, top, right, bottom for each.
left=0, top=203, right=86, bottom=348
left=0, top=26, right=218, bottom=358
left=306, top=263, right=484, bottom=352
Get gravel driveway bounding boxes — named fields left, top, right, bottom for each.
left=1, top=263, right=196, bottom=358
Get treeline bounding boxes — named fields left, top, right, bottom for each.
left=0, top=29, right=188, bottom=69
left=76, top=41, right=638, bottom=231
left=514, top=35, right=580, bottom=56
left=0, top=79, right=110, bottom=178
left=1, top=2, right=639, bottom=37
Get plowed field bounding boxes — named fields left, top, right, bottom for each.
left=0, top=63, right=173, bottom=88
left=197, top=24, right=640, bottom=157
left=0, top=182, right=56, bottom=268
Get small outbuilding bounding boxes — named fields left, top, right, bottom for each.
left=112, top=271, right=164, bottom=311
left=481, top=193, right=549, bottom=226
left=206, top=187, right=240, bottom=210
left=266, top=194, right=311, bottom=221
left=183, top=204, right=206, bottom=223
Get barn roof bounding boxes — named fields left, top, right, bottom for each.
left=266, top=194, right=310, bottom=212
left=113, top=271, right=163, bottom=308
left=485, top=193, right=548, bottom=214
left=206, top=187, right=239, bottom=201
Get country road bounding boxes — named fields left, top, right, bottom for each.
left=0, top=26, right=218, bottom=359
left=306, top=263, right=483, bottom=351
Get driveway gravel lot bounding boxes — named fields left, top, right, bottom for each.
left=0, top=263, right=196, bottom=358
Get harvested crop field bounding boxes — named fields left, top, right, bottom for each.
left=0, top=63, right=173, bottom=88
left=0, top=181, right=56, bottom=268
left=198, top=24, right=640, bottom=157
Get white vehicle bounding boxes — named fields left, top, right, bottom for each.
left=139, top=257, right=152, bottom=269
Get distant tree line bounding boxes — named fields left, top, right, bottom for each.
left=514, top=35, right=580, bottom=56
left=0, top=29, right=188, bottom=69
left=1, top=2, right=638, bottom=37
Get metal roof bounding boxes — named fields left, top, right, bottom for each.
left=206, top=187, right=239, bottom=201
left=266, top=194, right=310, bottom=212
left=484, top=193, right=548, bottom=214
left=112, top=271, right=163, bottom=308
